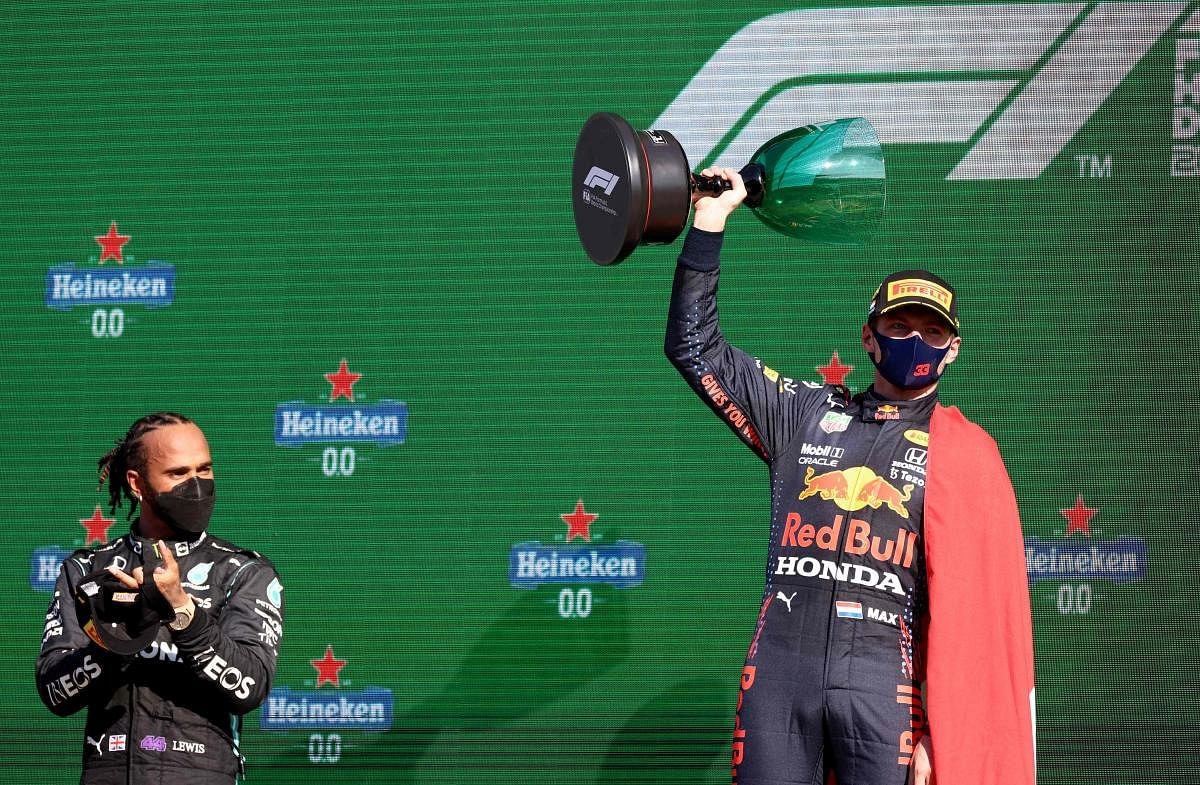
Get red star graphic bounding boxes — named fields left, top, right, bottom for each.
left=561, top=499, right=597, bottom=543
left=94, top=222, right=131, bottom=264
left=311, top=645, right=347, bottom=688
left=1060, top=494, right=1097, bottom=537
left=80, top=505, right=115, bottom=546
left=325, top=359, right=363, bottom=402
left=816, top=351, right=854, bottom=386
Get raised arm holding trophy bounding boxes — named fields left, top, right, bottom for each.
left=571, top=112, right=1036, bottom=785
left=572, top=111, right=886, bottom=265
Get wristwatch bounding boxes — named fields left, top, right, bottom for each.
left=168, top=597, right=196, bottom=631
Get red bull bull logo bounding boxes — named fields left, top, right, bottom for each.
left=799, top=466, right=915, bottom=518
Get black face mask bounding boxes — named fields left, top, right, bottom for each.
left=145, top=477, right=215, bottom=535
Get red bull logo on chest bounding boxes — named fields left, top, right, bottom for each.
left=780, top=511, right=919, bottom=569
left=799, top=466, right=915, bottom=518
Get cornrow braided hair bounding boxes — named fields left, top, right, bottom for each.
left=96, top=412, right=194, bottom=519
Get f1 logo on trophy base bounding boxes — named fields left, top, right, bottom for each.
left=571, top=112, right=887, bottom=265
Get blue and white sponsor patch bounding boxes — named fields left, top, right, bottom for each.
left=509, top=541, right=646, bottom=589
left=45, top=262, right=175, bottom=310
left=273, top=401, right=408, bottom=447
left=835, top=600, right=864, bottom=619
left=267, top=578, right=283, bottom=608
left=260, top=687, right=392, bottom=731
left=30, top=546, right=71, bottom=592
left=187, top=562, right=214, bottom=586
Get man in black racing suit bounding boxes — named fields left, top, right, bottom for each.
left=665, top=169, right=962, bottom=785
left=37, top=412, right=284, bottom=785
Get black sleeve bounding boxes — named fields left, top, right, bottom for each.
left=665, top=227, right=815, bottom=461
left=35, top=554, right=125, bottom=717
left=170, top=557, right=284, bottom=715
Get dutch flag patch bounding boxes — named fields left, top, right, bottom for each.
left=835, top=601, right=864, bottom=619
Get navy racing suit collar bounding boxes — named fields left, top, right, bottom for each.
left=853, top=387, right=938, bottom=423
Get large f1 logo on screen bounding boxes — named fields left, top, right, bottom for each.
left=655, top=3, right=1195, bottom=179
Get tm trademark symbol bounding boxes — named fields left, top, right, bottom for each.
left=1074, top=154, right=1113, bottom=178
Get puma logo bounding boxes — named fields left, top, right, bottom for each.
left=775, top=591, right=797, bottom=612
left=86, top=735, right=104, bottom=756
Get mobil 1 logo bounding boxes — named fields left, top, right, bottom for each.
left=45, top=223, right=175, bottom=338
left=274, top=359, right=407, bottom=477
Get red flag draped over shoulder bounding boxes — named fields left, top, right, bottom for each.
left=924, top=404, right=1036, bottom=785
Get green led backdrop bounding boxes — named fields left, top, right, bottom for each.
left=4, top=2, right=1198, bottom=783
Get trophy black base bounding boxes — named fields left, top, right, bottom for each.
left=571, top=112, right=692, bottom=266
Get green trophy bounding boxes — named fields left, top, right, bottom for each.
left=572, top=113, right=886, bottom=265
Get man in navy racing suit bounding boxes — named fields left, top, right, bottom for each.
left=37, top=412, right=284, bottom=785
left=665, top=168, right=965, bottom=785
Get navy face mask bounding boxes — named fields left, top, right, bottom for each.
left=146, top=477, right=215, bottom=535
left=869, top=327, right=953, bottom=389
